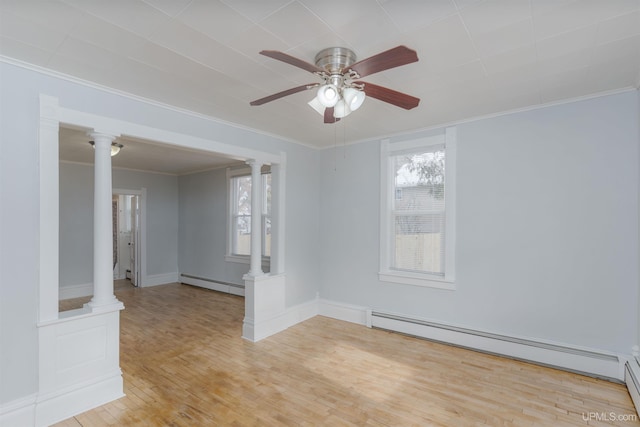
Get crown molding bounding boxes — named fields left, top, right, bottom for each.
left=0, top=55, right=320, bottom=149
left=2, top=56, right=636, bottom=153
left=325, top=86, right=639, bottom=150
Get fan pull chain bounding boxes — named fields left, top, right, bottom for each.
left=333, top=121, right=337, bottom=171
left=343, top=119, right=347, bottom=159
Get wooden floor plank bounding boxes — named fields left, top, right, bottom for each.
left=55, top=282, right=639, bottom=426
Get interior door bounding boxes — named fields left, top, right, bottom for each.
left=130, top=195, right=141, bottom=287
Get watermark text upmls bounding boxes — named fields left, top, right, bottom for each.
left=582, top=412, right=638, bottom=422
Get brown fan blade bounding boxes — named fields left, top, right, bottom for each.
left=250, top=83, right=319, bottom=106
left=356, top=81, right=420, bottom=110
left=324, top=107, right=340, bottom=124
left=260, top=50, right=325, bottom=74
left=348, top=45, right=418, bottom=78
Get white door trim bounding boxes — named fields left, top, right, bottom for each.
left=113, top=189, right=147, bottom=287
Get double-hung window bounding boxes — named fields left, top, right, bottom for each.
left=227, top=167, right=271, bottom=262
left=379, top=128, right=456, bottom=289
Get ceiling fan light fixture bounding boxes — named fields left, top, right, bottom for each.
left=333, top=99, right=351, bottom=119
left=251, top=45, right=420, bottom=123
left=307, top=96, right=325, bottom=116
left=317, top=84, right=339, bottom=107
left=343, top=87, right=366, bottom=111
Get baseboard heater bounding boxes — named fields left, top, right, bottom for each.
left=180, top=273, right=245, bottom=297
left=626, top=361, right=640, bottom=413
left=370, top=310, right=622, bottom=382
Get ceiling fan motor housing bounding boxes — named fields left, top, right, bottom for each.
left=314, top=47, right=357, bottom=74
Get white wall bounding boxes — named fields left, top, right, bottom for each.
left=0, top=64, right=40, bottom=406
left=284, top=145, right=322, bottom=305
left=319, top=90, right=639, bottom=355
left=59, top=162, right=179, bottom=289
left=0, top=61, right=321, bottom=407
left=178, top=167, right=250, bottom=285
left=113, top=168, right=179, bottom=279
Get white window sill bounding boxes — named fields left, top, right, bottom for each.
left=379, top=271, right=456, bottom=290
left=225, top=254, right=270, bottom=266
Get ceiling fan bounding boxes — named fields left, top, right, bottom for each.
left=250, top=45, right=420, bottom=124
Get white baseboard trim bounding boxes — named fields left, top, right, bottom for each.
left=0, top=393, right=37, bottom=427
left=626, top=360, right=640, bottom=414
left=36, top=371, right=124, bottom=427
left=318, top=298, right=368, bottom=325
left=247, top=297, right=319, bottom=342
left=180, top=273, right=245, bottom=296
left=59, top=283, right=93, bottom=300
left=0, top=372, right=124, bottom=427
left=369, top=310, right=624, bottom=381
left=144, top=272, right=179, bottom=288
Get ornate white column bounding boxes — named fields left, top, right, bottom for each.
left=87, top=132, right=119, bottom=309
left=247, top=159, right=264, bottom=276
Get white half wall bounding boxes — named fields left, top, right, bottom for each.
left=243, top=274, right=318, bottom=342
left=0, top=309, right=124, bottom=427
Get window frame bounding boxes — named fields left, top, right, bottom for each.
left=226, top=166, right=271, bottom=265
left=379, top=127, right=457, bottom=290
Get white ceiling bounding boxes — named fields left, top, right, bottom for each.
left=2, top=0, right=639, bottom=153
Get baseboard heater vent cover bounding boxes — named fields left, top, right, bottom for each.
left=370, top=310, right=621, bottom=381
left=625, top=361, right=640, bottom=413
left=180, top=274, right=245, bottom=296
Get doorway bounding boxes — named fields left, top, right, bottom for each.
left=113, top=189, right=144, bottom=287
left=43, top=96, right=285, bottom=325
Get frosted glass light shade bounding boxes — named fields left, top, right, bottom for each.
left=343, top=87, right=366, bottom=111
left=333, top=99, right=351, bottom=118
left=307, top=97, right=325, bottom=116
left=317, top=84, right=339, bottom=107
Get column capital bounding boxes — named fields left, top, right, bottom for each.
left=87, top=131, right=119, bottom=144
left=245, top=158, right=264, bottom=168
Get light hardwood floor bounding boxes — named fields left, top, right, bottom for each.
left=55, top=282, right=639, bottom=426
